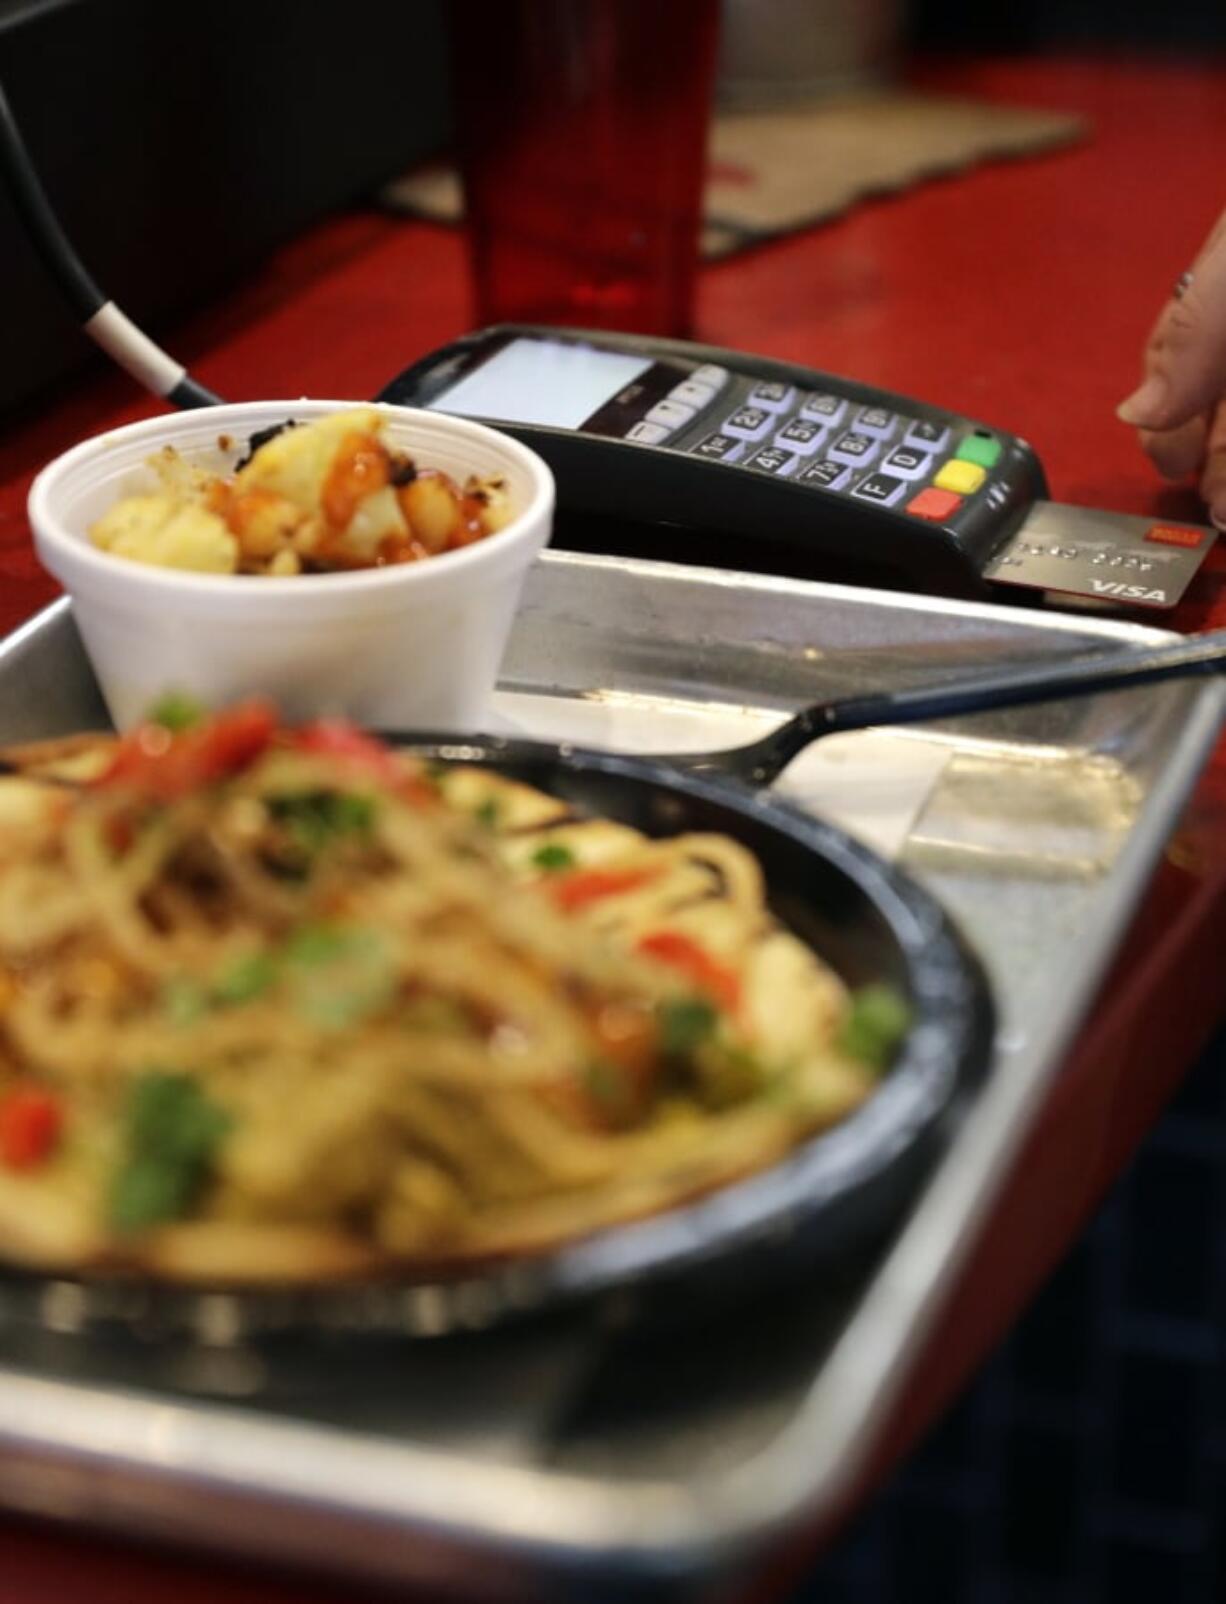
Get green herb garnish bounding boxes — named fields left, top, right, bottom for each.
left=474, top=797, right=501, bottom=829
left=212, top=950, right=279, bottom=1007
left=110, top=1071, right=230, bottom=1232
left=159, top=975, right=209, bottom=1026
left=658, top=996, right=719, bottom=1056
left=838, top=983, right=912, bottom=1072
left=269, top=790, right=377, bottom=855
left=531, top=841, right=576, bottom=873
left=283, top=922, right=396, bottom=1028
left=690, top=1041, right=763, bottom=1108
left=147, top=691, right=206, bottom=732
left=283, top=921, right=362, bottom=967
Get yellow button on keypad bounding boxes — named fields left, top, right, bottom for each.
left=934, top=459, right=987, bottom=495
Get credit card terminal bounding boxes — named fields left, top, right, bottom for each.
left=377, top=326, right=1214, bottom=609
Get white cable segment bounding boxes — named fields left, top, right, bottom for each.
left=83, top=301, right=186, bottom=398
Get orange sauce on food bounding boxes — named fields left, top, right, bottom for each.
left=205, top=479, right=235, bottom=521
left=321, top=432, right=389, bottom=532
left=454, top=494, right=492, bottom=548
left=227, top=490, right=294, bottom=545
left=374, top=535, right=431, bottom=566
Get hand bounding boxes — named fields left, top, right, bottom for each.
left=1117, top=208, right=1226, bottom=531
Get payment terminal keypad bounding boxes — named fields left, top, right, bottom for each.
left=672, top=379, right=1010, bottom=535
left=581, top=348, right=1026, bottom=551
left=491, top=344, right=1018, bottom=548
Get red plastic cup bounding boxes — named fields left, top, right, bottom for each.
left=449, top=0, right=719, bottom=337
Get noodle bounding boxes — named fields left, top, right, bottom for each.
left=0, top=706, right=906, bottom=1281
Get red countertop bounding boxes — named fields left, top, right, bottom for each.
left=1, top=52, right=1225, bottom=1604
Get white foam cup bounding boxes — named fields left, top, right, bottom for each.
left=28, top=400, right=555, bottom=730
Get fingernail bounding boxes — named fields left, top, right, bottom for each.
left=1117, top=373, right=1169, bottom=427
left=1210, top=507, right=1226, bottom=534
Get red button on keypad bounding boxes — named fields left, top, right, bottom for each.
left=1145, top=524, right=1205, bottom=548
left=906, top=487, right=963, bottom=522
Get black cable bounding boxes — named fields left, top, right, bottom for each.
left=166, top=373, right=225, bottom=409
left=0, top=76, right=223, bottom=408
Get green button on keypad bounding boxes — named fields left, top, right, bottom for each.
left=955, top=434, right=1002, bottom=469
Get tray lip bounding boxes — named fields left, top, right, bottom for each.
left=0, top=563, right=1222, bottom=1586
left=525, top=550, right=1187, bottom=648
left=4, top=549, right=1188, bottom=676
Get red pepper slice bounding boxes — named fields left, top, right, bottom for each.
left=636, top=929, right=742, bottom=1013
left=97, top=700, right=278, bottom=802
left=546, top=864, right=661, bottom=913
left=293, top=719, right=438, bottom=804
left=0, top=1087, right=63, bottom=1171
left=294, top=719, right=399, bottom=779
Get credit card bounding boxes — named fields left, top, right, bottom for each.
left=984, top=504, right=1215, bottom=609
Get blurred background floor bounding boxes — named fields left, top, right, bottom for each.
left=797, top=1017, right=1226, bottom=1604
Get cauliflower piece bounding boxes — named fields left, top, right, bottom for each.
left=234, top=408, right=384, bottom=514
left=341, top=485, right=409, bottom=560
left=226, top=489, right=305, bottom=561
left=467, top=473, right=514, bottom=535
left=396, top=472, right=459, bottom=553
left=90, top=494, right=238, bottom=574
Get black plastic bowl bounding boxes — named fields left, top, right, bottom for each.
left=1, top=738, right=994, bottom=1343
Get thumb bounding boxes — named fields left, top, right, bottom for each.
left=1118, top=213, right=1226, bottom=431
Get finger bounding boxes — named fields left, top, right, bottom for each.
left=1139, top=412, right=1210, bottom=480
left=1117, top=209, right=1226, bottom=431
left=1198, top=399, right=1226, bottom=530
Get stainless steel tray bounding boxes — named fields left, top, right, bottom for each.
left=0, top=553, right=1221, bottom=1601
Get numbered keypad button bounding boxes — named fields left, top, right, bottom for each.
left=690, top=432, right=746, bottom=463
left=746, top=380, right=796, bottom=413
left=800, top=392, right=848, bottom=426
left=854, top=406, right=898, bottom=439
left=626, top=421, right=671, bottom=445
left=905, top=417, right=951, bottom=452
left=851, top=473, right=906, bottom=506
left=796, top=458, right=853, bottom=491
left=827, top=430, right=880, bottom=467
left=880, top=446, right=932, bottom=481
left=775, top=417, right=827, bottom=456
left=745, top=445, right=798, bottom=477
left=669, top=377, right=720, bottom=410
left=643, top=397, right=697, bottom=432
left=721, top=405, right=774, bottom=442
